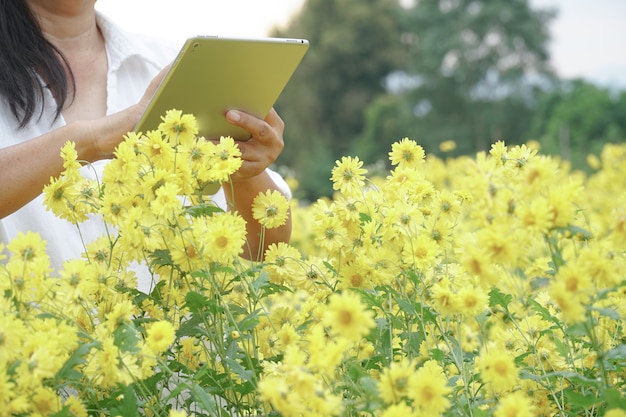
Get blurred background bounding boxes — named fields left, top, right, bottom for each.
left=98, top=0, right=626, bottom=200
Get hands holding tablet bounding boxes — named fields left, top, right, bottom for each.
left=224, top=108, right=285, bottom=182
left=221, top=107, right=292, bottom=260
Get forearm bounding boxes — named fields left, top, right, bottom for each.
left=223, top=170, right=292, bottom=261
left=0, top=105, right=141, bottom=218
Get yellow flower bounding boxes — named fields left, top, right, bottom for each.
left=548, top=281, right=587, bottom=324
left=60, top=140, right=81, bottom=172
left=252, top=189, right=290, bottom=229
left=476, top=347, right=520, bottom=392
left=430, top=279, right=457, bottom=317
left=490, top=140, right=508, bottom=165
left=401, top=233, right=440, bottom=271
left=322, top=290, right=375, bottom=343
left=264, top=242, right=303, bottom=284
left=494, top=391, right=535, bottom=417
left=0, top=313, right=25, bottom=364
left=381, top=402, right=415, bottom=417
left=42, top=175, right=82, bottom=222
left=439, top=139, right=457, bottom=153
left=407, top=360, right=451, bottom=415
left=146, top=320, right=176, bottom=354
left=203, top=212, right=247, bottom=264
left=209, top=136, right=243, bottom=182
left=151, top=181, right=182, bottom=218
left=65, top=396, right=88, bottom=417
left=32, top=386, right=61, bottom=416
left=516, top=197, right=553, bottom=234
left=313, top=215, right=348, bottom=252
left=454, top=286, right=489, bottom=317
left=377, top=358, right=416, bottom=404
left=606, top=410, right=626, bottom=417
left=139, top=129, right=176, bottom=167
left=330, top=156, right=367, bottom=195
left=389, top=137, right=425, bottom=168
left=158, top=108, right=198, bottom=145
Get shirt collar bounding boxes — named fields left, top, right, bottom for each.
left=96, top=12, right=165, bottom=72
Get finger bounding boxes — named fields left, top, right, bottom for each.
left=265, top=108, right=285, bottom=135
left=226, top=110, right=274, bottom=142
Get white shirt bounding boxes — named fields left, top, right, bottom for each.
left=0, top=13, right=289, bottom=283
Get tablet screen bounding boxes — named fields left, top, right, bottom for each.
left=135, top=36, right=309, bottom=141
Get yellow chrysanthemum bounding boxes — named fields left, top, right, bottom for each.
left=407, top=360, right=451, bottom=415
left=139, top=129, right=176, bottom=167
left=158, top=108, right=199, bottom=145
left=476, top=347, right=520, bottom=392
left=202, top=212, right=247, bottom=264
left=42, top=175, right=82, bottom=222
left=252, top=189, right=290, bottom=229
left=146, top=320, right=176, bottom=354
left=380, top=402, right=415, bottom=417
left=377, top=358, right=417, bottom=404
left=264, top=242, right=303, bottom=284
left=548, top=281, right=587, bottom=324
left=388, top=137, right=425, bottom=168
left=330, top=156, right=367, bottom=195
left=494, top=391, right=535, bottom=417
left=322, top=290, right=375, bottom=343
left=454, top=286, right=489, bottom=317
left=209, top=136, right=243, bottom=182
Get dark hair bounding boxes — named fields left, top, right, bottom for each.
left=0, top=0, right=75, bottom=128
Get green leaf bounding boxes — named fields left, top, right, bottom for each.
left=184, top=291, right=222, bottom=315
left=148, top=249, right=173, bottom=268
left=489, top=287, right=512, bottom=310
left=605, top=344, right=626, bottom=360
left=359, top=212, right=372, bottom=224
left=236, top=310, right=261, bottom=333
left=176, top=314, right=205, bottom=337
left=185, top=202, right=224, bottom=218
left=191, top=383, right=218, bottom=413
left=224, top=357, right=255, bottom=383
left=414, top=302, right=438, bottom=324
left=55, top=342, right=98, bottom=383
left=110, top=384, right=139, bottom=416
left=591, top=307, right=621, bottom=321
left=563, top=388, right=600, bottom=408
left=605, top=389, right=626, bottom=409
left=527, top=297, right=559, bottom=325
left=114, top=323, right=140, bottom=353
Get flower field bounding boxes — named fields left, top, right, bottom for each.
left=1, top=111, right=625, bottom=416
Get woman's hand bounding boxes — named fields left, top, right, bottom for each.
left=219, top=107, right=291, bottom=260
left=223, top=108, right=285, bottom=182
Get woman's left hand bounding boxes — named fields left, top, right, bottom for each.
left=224, top=108, right=285, bottom=182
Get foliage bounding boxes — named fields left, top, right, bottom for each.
left=529, top=79, right=626, bottom=168
left=1, top=111, right=626, bottom=416
left=271, top=0, right=407, bottom=200
left=356, top=0, right=556, bottom=161
left=273, top=0, right=559, bottom=199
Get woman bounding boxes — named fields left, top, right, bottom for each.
left=0, top=1, right=292, bottom=276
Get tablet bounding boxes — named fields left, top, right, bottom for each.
left=134, top=36, right=309, bottom=140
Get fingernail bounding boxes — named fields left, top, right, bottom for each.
left=227, top=110, right=240, bottom=122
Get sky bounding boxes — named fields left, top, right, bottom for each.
left=96, top=0, right=626, bottom=89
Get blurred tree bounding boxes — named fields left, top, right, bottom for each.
left=530, top=79, right=626, bottom=168
left=354, top=0, right=557, bottom=164
left=271, top=0, right=406, bottom=200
